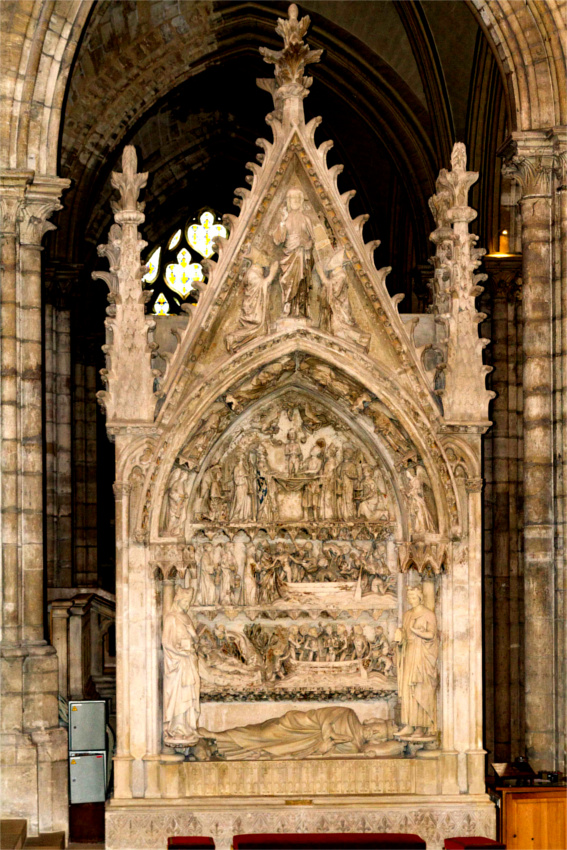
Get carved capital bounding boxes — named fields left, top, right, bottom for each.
left=0, top=171, right=33, bottom=235
left=500, top=132, right=565, bottom=199
left=483, top=255, right=522, bottom=303
left=19, top=176, right=71, bottom=246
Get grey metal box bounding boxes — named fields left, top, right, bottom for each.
left=69, top=751, right=106, bottom=803
left=68, top=700, right=106, bottom=751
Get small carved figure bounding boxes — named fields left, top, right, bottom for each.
left=198, top=543, right=218, bottom=606
left=242, top=552, right=258, bottom=606
left=256, top=456, right=278, bottom=522
left=272, top=187, right=315, bottom=318
left=317, top=252, right=370, bottom=348
left=202, top=464, right=225, bottom=521
left=394, top=585, right=438, bottom=737
left=219, top=543, right=238, bottom=604
left=226, top=256, right=279, bottom=351
left=284, top=429, right=303, bottom=475
left=162, top=590, right=200, bottom=745
left=358, top=465, right=389, bottom=521
left=336, top=447, right=359, bottom=520
left=288, top=625, right=304, bottom=660
left=229, top=454, right=255, bottom=522
left=301, top=441, right=324, bottom=520
left=352, top=624, right=370, bottom=660
left=161, top=466, right=189, bottom=536
left=128, top=466, right=145, bottom=536
left=376, top=647, right=395, bottom=677
left=406, top=465, right=436, bottom=533
left=321, top=444, right=339, bottom=519
left=302, top=626, right=320, bottom=661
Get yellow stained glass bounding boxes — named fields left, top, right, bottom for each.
left=153, top=293, right=170, bottom=315
left=186, top=211, right=227, bottom=259
left=142, top=246, right=161, bottom=284
left=165, top=248, right=205, bottom=298
left=168, top=229, right=182, bottom=250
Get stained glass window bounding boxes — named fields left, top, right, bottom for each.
left=141, top=209, right=227, bottom=315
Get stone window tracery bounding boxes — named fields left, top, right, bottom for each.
left=142, top=209, right=227, bottom=314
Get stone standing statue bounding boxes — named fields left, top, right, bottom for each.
left=162, top=589, right=200, bottom=745
left=272, top=187, right=315, bottom=318
left=394, top=585, right=438, bottom=737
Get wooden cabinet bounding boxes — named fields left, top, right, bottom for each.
left=498, top=786, right=566, bottom=850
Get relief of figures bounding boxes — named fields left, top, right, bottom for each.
left=190, top=537, right=397, bottom=610
left=189, top=401, right=394, bottom=528
left=244, top=621, right=398, bottom=687
left=394, top=585, right=438, bottom=739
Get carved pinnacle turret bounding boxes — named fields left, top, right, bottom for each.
left=258, top=3, right=322, bottom=124
left=92, top=146, right=160, bottom=426
left=429, top=143, right=495, bottom=424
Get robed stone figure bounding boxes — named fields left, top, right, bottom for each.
left=272, top=187, right=314, bottom=318
left=162, top=589, right=200, bottom=744
left=394, top=585, right=438, bottom=736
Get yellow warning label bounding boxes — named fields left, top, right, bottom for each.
left=71, top=760, right=76, bottom=764
left=71, top=706, right=77, bottom=710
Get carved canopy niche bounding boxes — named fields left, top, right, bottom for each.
left=95, top=3, right=493, bottom=822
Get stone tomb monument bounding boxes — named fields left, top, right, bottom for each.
left=95, top=6, right=496, bottom=848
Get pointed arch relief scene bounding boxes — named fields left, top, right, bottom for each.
left=153, top=350, right=445, bottom=755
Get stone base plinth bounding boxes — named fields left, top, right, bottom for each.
left=105, top=795, right=497, bottom=850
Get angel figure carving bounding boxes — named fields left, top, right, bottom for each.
left=162, top=589, right=200, bottom=745
left=317, top=251, right=370, bottom=349
left=272, top=187, right=315, bottom=318
left=226, top=251, right=279, bottom=352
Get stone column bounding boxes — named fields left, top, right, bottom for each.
left=0, top=172, right=71, bottom=836
left=483, top=256, right=523, bottom=763
left=44, top=264, right=77, bottom=590
left=503, top=132, right=559, bottom=770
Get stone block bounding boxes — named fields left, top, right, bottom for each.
left=1, top=654, right=24, bottom=691
left=1, top=691, right=24, bottom=732
left=23, top=692, right=59, bottom=730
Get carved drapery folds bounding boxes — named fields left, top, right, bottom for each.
left=429, top=143, right=495, bottom=423
left=92, top=147, right=160, bottom=423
